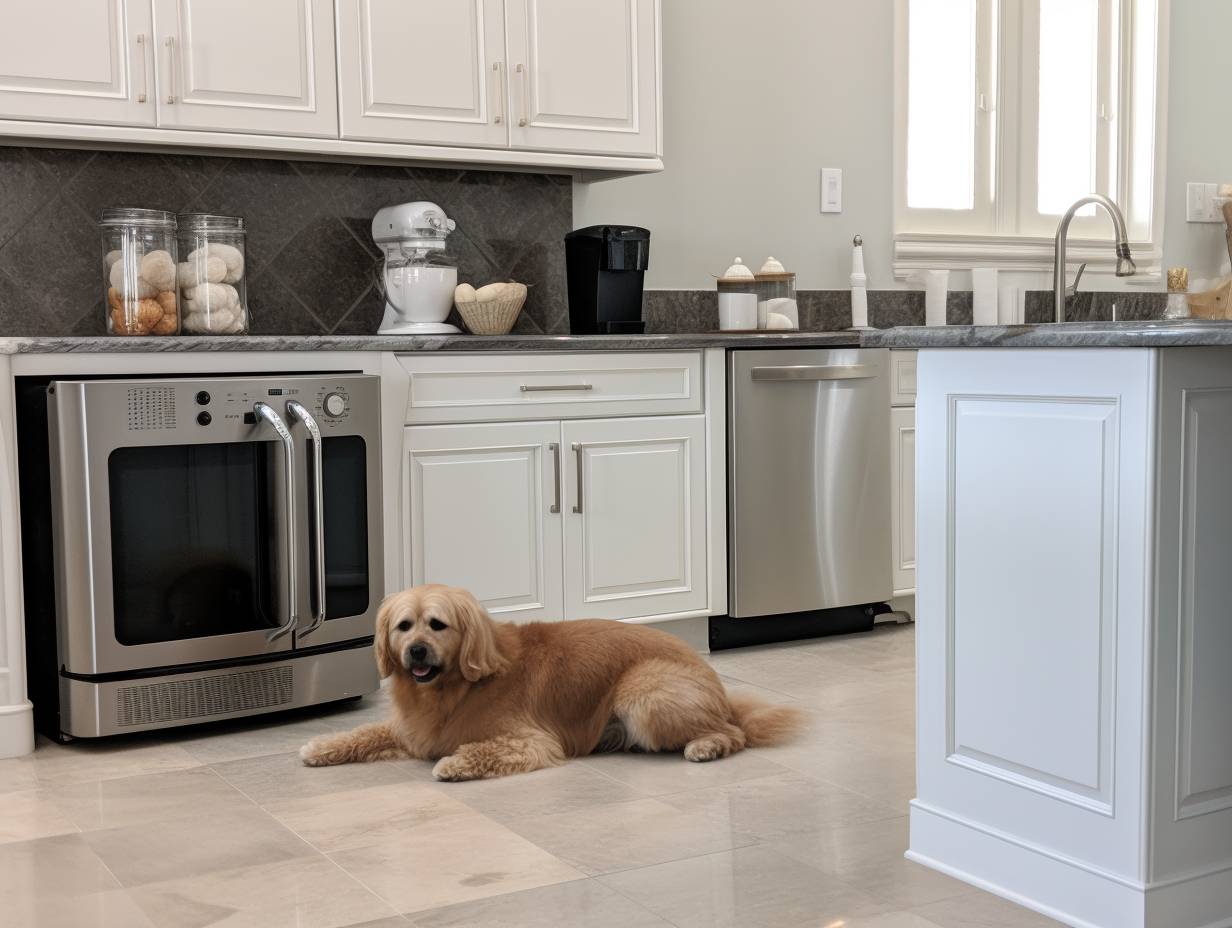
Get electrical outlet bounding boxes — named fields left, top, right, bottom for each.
left=1187, top=182, right=1222, bottom=222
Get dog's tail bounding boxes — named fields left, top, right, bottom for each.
left=727, top=691, right=807, bottom=747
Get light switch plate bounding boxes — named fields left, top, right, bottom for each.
left=821, top=168, right=842, bottom=213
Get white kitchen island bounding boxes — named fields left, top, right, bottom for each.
left=864, top=324, right=1232, bottom=928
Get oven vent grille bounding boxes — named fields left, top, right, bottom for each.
left=126, top=386, right=177, bottom=431
left=116, top=666, right=294, bottom=727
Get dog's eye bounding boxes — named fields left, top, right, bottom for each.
left=428, top=618, right=447, bottom=631
left=396, top=620, right=412, bottom=632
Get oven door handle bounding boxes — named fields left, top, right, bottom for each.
left=253, top=402, right=297, bottom=643
left=286, top=400, right=326, bottom=639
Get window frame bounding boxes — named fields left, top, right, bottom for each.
left=892, top=0, right=1170, bottom=282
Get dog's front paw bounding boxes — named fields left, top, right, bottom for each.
left=432, top=755, right=473, bottom=781
left=300, top=737, right=339, bottom=767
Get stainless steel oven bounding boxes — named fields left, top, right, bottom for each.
left=45, top=374, right=383, bottom=737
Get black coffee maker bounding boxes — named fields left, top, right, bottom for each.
left=565, top=225, right=650, bottom=334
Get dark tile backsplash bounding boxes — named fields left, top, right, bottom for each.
left=0, top=145, right=572, bottom=336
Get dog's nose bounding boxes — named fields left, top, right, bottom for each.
left=409, top=644, right=428, bottom=662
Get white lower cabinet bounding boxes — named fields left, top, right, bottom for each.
left=404, top=413, right=708, bottom=623
left=404, top=421, right=563, bottom=623
left=890, top=405, right=916, bottom=596
left=562, top=415, right=707, bottom=620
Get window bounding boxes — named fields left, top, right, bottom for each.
left=894, top=0, right=1166, bottom=278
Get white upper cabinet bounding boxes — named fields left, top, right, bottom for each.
left=337, top=0, right=509, bottom=147
left=0, top=0, right=155, bottom=125
left=152, top=0, right=338, bottom=136
left=505, top=0, right=659, bottom=156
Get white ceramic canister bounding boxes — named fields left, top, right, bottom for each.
left=719, top=291, right=758, bottom=330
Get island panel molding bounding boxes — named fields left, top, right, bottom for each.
left=944, top=393, right=1119, bottom=815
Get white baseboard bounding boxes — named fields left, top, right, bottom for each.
left=642, top=614, right=709, bottom=652
left=0, top=701, right=35, bottom=758
left=909, top=802, right=1232, bottom=928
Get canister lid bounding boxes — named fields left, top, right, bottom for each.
left=718, top=257, right=755, bottom=283
left=99, top=207, right=176, bottom=229
left=177, top=213, right=245, bottom=233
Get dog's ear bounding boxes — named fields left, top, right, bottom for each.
left=372, top=595, right=399, bottom=679
left=454, top=589, right=508, bottom=682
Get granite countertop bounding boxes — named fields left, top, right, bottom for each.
left=864, top=319, right=1232, bottom=349
left=0, top=331, right=862, bottom=354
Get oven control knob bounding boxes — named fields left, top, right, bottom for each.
left=323, top=392, right=347, bottom=418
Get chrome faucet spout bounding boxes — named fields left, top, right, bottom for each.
left=1053, top=195, right=1136, bottom=323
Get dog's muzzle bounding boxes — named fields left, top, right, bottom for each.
left=402, top=643, right=441, bottom=683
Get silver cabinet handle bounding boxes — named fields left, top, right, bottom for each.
left=492, top=61, right=505, bottom=124
left=549, top=442, right=561, bottom=513
left=287, top=401, right=326, bottom=639
left=520, top=383, right=593, bottom=393
left=164, top=36, right=177, bottom=103
left=136, top=34, right=149, bottom=103
left=253, top=402, right=296, bottom=642
left=750, top=365, right=874, bottom=382
left=516, top=63, right=528, bottom=126
left=571, top=442, right=584, bottom=513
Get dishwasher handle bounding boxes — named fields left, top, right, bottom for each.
left=749, top=364, right=874, bottom=382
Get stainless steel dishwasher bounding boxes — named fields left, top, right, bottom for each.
left=727, top=348, right=891, bottom=618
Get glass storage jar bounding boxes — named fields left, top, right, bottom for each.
left=100, top=208, right=180, bottom=336
left=177, top=214, right=249, bottom=334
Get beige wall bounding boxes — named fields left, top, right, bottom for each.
left=573, top=0, right=897, bottom=290
left=575, top=0, right=1229, bottom=291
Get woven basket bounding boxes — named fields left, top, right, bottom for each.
left=455, top=284, right=527, bottom=335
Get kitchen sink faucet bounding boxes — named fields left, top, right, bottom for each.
left=1053, top=194, right=1137, bottom=322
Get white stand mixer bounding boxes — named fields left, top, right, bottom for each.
left=372, top=201, right=459, bottom=334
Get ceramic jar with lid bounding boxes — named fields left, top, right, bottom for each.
left=100, top=208, right=180, bottom=336
left=177, top=214, right=249, bottom=334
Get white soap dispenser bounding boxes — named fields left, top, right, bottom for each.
left=850, top=235, right=869, bottom=329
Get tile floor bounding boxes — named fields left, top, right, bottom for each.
left=0, top=623, right=1064, bottom=928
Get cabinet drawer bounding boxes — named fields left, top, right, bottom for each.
left=890, top=350, right=917, bottom=407
left=398, top=352, right=703, bottom=423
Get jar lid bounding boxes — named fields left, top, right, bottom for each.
left=719, top=257, right=754, bottom=281
left=177, top=213, right=245, bottom=233
left=99, top=207, right=176, bottom=229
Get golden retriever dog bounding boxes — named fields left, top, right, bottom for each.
left=300, top=584, right=803, bottom=781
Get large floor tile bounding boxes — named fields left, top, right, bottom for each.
left=598, top=844, right=891, bottom=928
left=211, top=751, right=432, bottom=805
left=170, top=714, right=346, bottom=765
left=0, top=889, right=157, bottom=928
left=503, top=796, right=757, bottom=876
left=0, top=833, right=120, bottom=899
left=911, top=891, right=1066, bottom=927
left=130, top=855, right=399, bottom=928
left=0, top=788, right=80, bottom=844
left=330, top=811, right=583, bottom=913
left=444, top=760, right=642, bottom=821
left=11, top=736, right=201, bottom=788
left=264, top=781, right=476, bottom=853
left=760, top=736, right=917, bottom=807
left=772, top=817, right=974, bottom=908
left=48, top=766, right=253, bottom=831
left=659, top=771, right=901, bottom=840
left=83, top=806, right=316, bottom=887
left=579, top=746, right=791, bottom=797
left=404, top=879, right=672, bottom=927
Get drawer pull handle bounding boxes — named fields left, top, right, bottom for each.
left=520, top=383, right=593, bottom=393
left=549, top=442, right=561, bottom=514
left=750, top=365, right=873, bottom=382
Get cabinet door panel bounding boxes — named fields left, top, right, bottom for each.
left=154, top=0, right=338, bottom=136
left=338, top=0, right=508, bottom=146
left=891, top=405, right=916, bottom=596
left=562, top=416, right=706, bottom=620
left=0, top=0, right=154, bottom=125
left=404, top=422, right=562, bottom=623
left=506, top=0, right=658, bottom=155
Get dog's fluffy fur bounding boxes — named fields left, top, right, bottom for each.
left=301, top=584, right=804, bottom=781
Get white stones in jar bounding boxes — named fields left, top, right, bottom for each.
left=177, top=241, right=248, bottom=334
left=106, top=247, right=179, bottom=335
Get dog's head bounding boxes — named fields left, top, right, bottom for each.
left=374, top=585, right=508, bottom=684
